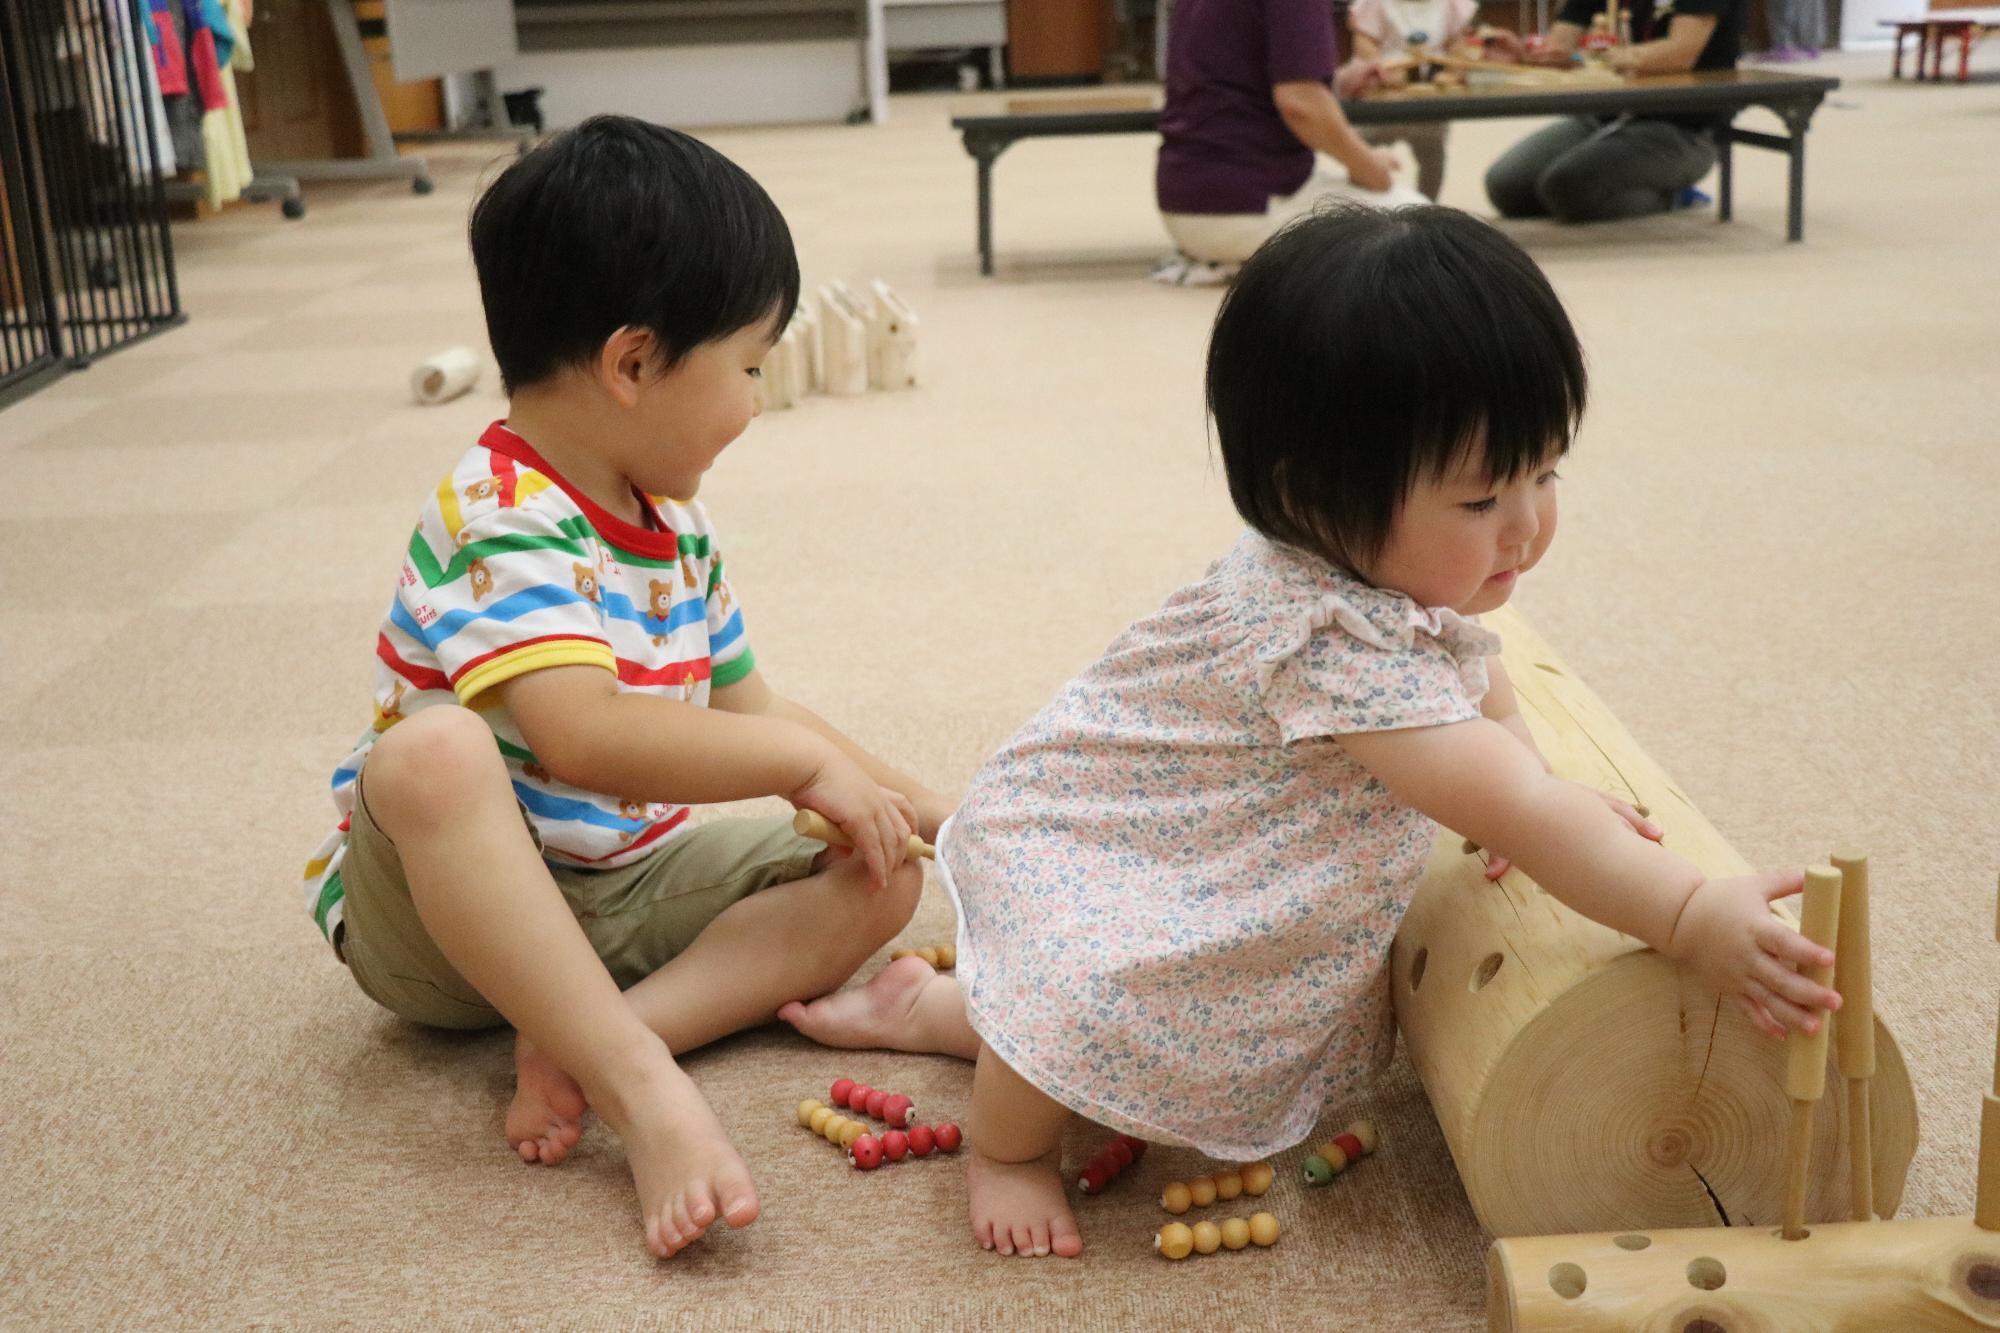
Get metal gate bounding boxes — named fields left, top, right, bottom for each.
left=1, top=0, right=182, bottom=402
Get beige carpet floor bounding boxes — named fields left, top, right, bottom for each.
left=4, top=51, right=1997, bottom=1329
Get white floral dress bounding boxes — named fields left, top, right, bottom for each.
left=938, top=531, right=1498, bottom=1160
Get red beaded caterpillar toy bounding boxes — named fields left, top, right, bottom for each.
left=1302, top=1120, right=1379, bottom=1185
left=1076, top=1134, right=1148, bottom=1194
left=830, top=1076, right=916, bottom=1128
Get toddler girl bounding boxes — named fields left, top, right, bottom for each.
left=782, top=204, right=1838, bottom=1258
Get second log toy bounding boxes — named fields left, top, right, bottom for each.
left=793, top=808, right=935, bottom=860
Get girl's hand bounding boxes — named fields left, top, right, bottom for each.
left=908, top=787, right=958, bottom=844
left=790, top=753, right=912, bottom=892
left=1665, top=870, right=1839, bottom=1040
left=1481, top=790, right=1662, bottom=880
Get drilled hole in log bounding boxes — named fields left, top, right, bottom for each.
left=1682, top=1321, right=1728, bottom=1333
left=1686, top=1258, right=1726, bottom=1291
left=1410, top=948, right=1428, bottom=991
left=1472, top=953, right=1504, bottom=990
left=1547, top=1262, right=1586, bottom=1299
left=1462, top=837, right=1479, bottom=855
left=1612, top=1234, right=1651, bottom=1251
left=1966, top=1263, right=2000, bottom=1300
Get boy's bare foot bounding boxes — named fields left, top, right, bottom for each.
left=966, top=1147, right=1082, bottom=1258
left=776, top=954, right=950, bottom=1051
left=507, top=1032, right=587, bottom=1165
left=591, top=1048, right=761, bottom=1259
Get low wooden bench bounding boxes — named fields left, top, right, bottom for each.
left=1882, top=7, right=2000, bottom=82
left=950, top=69, right=1841, bottom=274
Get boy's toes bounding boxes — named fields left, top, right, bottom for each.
left=1011, top=1224, right=1036, bottom=1256
left=1051, top=1215, right=1083, bottom=1258
left=716, top=1166, right=760, bottom=1228
left=775, top=1000, right=808, bottom=1025
left=1028, top=1220, right=1051, bottom=1257
left=974, top=1218, right=995, bottom=1250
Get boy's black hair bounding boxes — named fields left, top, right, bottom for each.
left=1206, top=204, right=1586, bottom=573
left=470, top=115, right=799, bottom=392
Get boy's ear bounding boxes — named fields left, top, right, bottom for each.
left=597, top=326, right=659, bottom=408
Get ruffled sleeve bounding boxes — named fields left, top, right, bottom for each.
left=1248, top=546, right=1501, bottom=746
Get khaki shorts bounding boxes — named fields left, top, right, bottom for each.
left=337, top=775, right=822, bottom=1030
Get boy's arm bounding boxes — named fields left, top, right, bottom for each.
left=1336, top=718, right=1836, bottom=1034
left=495, top=665, right=912, bottom=885
left=711, top=667, right=956, bottom=841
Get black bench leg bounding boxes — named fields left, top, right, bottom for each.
left=975, top=151, right=997, bottom=277
left=1715, top=120, right=1733, bottom=224
left=1783, top=107, right=1809, bottom=242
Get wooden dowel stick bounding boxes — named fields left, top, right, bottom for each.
left=1979, top=875, right=2000, bottom=1231
left=1782, top=865, right=1844, bottom=1239
left=792, top=808, right=935, bottom=860
left=1831, top=850, right=1875, bottom=1220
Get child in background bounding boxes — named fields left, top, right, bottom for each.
left=1347, top=0, right=1484, bottom=198
left=301, top=117, right=953, bottom=1260
left=783, top=205, right=1838, bottom=1258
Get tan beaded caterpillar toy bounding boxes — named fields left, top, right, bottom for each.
left=796, top=1097, right=869, bottom=1150
left=1156, top=1212, right=1280, bottom=1258
left=889, top=944, right=956, bottom=969
left=1160, top=1161, right=1275, bottom=1214
left=1302, top=1120, right=1379, bottom=1185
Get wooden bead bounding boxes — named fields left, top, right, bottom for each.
left=1303, top=1155, right=1333, bottom=1186
left=839, top=1121, right=865, bottom=1148
left=1242, top=1162, right=1275, bottom=1196
left=850, top=1134, right=883, bottom=1170
left=935, top=944, right=956, bottom=969
left=1248, top=1212, right=1280, bottom=1246
left=809, top=1107, right=835, bottom=1135
left=829, top=1078, right=855, bottom=1107
left=917, top=947, right=940, bottom=966
left=1214, top=1169, right=1243, bottom=1201
left=935, top=1122, right=962, bottom=1152
left=1188, top=1177, right=1217, bottom=1207
left=1220, top=1217, right=1251, bottom=1250
left=1161, top=1182, right=1192, bottom=1214
left=864, top=1089, right=888, bottom=1119
left=1320, top=1141, right=1350, bottom=1171
left=881, top=1093, right=914, bottom=1127
left=796, top=1098, right=823, bottom=1128
left=882, top=1130, right=908, bottom=1162
left=1157, top=1223, right=1195, bottom=1260
left=907, top=1123, right=935, bottom=1156
left=1192, top=1221, right=1222, bottom=1254
left=1348, top=1120, right=1380, bottom=1154
left=1332, top=1133, right=1364, bottom=1162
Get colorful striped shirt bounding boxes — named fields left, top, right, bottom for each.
left=300, top=421, right=754, bottom=942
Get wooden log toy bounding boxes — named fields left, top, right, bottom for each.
left=1391, top=608, right=1919, bottom=1238
left=792, top=809, right=935, bottom=860
left=1304, top=1122, right=1379, bottom=1186
left=1162, top=1161, right=1276, bottom=1212
left=1156, top=1213, right=1280, bottom=1259
left=1077, top=1134, right=1148, bottom=1194
left=829, top=1077, right=917, bottom=1127
left=1833, top=850, right=1876, bottom=1221
left=865, top=279, right=918, bottom=391
left=1978, top=872, right=2000, bottom=1233
left=890, top=944, right=956, bottom=969
left=816, top=281, right=869, bottom=397
left=1781, top=866, right=1844, bottom=1239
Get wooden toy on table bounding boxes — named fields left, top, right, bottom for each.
left=1077, top=1134, right=1148, bottom=1194
left=1485, top=864, right=2000, bottom=1331
left=1161, top=1161, right=1275, bottom=1212
left=793, top=809, right=935, bottom=860
left=1156, top=1212, right=1280, bottom=1259
left=1303, top=1121, right=1379, bottom=1185
left=890, top=944, right=956, bottom=969
left=1391, top=609, right=1918, bottom=1240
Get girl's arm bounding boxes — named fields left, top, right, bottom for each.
left=1338, top=718, right=1838, bottom=1036
left=1479, top=657, right=1549, bottom=771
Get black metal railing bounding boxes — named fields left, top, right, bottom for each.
left=1, top=0, right=182, bottom=402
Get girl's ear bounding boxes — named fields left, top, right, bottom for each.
left=597, top=326, right=659, bottom=408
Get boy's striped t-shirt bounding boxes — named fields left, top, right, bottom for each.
left=300, top=421, right=754, bottom=944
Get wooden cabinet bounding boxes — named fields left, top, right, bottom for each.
left=1009, top=0, right=1111, bottom=79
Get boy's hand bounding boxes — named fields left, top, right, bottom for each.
left=791, top=752, right=911, bottom=892
left=1481, top=789, right=1660, bottom=880
left=908, top=788, right=958, bottom=844
left=1664, top=870, right=1839, bottom=1040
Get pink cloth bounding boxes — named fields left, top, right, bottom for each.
left=1349, top=0, right=1481, bottom=51
left=939, top=532, right=1498, bottom=1160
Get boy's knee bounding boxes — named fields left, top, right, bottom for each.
left=856, top=860, right=923, bottom=941
left=363, top=706, right=505, bottom=832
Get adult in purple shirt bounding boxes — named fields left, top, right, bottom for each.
left=1154, top=0, right=1417, bottom=281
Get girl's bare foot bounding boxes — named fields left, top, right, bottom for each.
left=506, top=1032, right=587, bottom=1165
left=777, top=955, right=978, bottom=1059
left=966, top=1147, right=1083, bottom=1258
left=589, top=1045, right=761, bottom=1259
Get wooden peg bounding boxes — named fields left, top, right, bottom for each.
left=1980, top=875, right=2000, bottom=1231
left=1830, top=850, right=1874, bottom=1221
left=817, top=282, right=868, bottom=397
left=1782, top=865, right=1843, bottom=1240
left=792, top=808, right=934, bottom=860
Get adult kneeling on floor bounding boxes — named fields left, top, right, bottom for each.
left=1154, top=0, right=1428, bottom=284
left=1481, top=0, right=1742, bottom=224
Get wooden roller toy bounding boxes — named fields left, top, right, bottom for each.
left=890, top=944, right=956, bottom=969
left=1077, top=1134, right=1149, bottom=1194
left=1303, top=1120, right=1379, bottom=1185
left=1156, top=1212, right=1280, bottom=1259
left=1160, top=1161, right=1275, bottom=1213
left=829, top=1077, right=917, bottom=1128
left=793, top=809, right=935, bottom=860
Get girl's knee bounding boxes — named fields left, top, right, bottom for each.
left=856, top=860, right=924, bottom=941
left=364, top=706, right=505, bottom=830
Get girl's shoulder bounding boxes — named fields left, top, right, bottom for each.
left=1216, top=530, right=1498, bottom=667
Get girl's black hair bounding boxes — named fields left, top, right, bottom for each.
left=470, top=115, right=800, bottom=392
left=1206, top=204, right=1586, bottom=572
